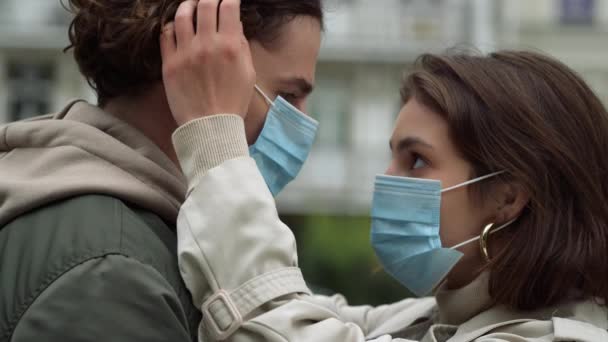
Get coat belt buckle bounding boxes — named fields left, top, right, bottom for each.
left=202, top=290, right=243, bottom=340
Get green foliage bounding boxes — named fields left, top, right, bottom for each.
left=282, top=214, right=412, bottom=306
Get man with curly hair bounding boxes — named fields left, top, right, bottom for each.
left=0, top=1, right=323, bottom=341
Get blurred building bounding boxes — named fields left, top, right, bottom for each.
left=0, top=0, right=94, bottom=124
left=498, top=0, right=608, bottom=101
left=0, top=0, right=607, bottom=215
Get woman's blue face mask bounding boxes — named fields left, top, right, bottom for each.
left=370, top=171, right=516, bottom=297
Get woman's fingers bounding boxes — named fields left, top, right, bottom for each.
left=218, top=0, right=242, bottom=35
left=160, top=23, right=177, bottom=61
left=197, top=0, right=220, bottom=37
left=161, top=0, right=255, bottom=126
left=174, top=0, right=198, bottom=46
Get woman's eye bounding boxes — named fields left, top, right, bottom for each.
left=412, top=156, right=427, bottom=170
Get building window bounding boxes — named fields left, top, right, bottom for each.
left=309, top=77, right=351, bottom=147
left=560, top=0, right=595, bottom=25
left=6, top=61, right=55, bottom=121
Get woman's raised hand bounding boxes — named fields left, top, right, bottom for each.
left=161, top=0, right=256, bottom=126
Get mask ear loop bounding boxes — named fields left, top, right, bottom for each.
left=254, top=84, right=274, bottom=107
left=441, top=170, right=506, bottom=193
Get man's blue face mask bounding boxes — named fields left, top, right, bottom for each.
left=249, top=85, right=319, bottom=196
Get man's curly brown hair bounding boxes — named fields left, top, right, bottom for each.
left=63, top=0, right=323, bottom=106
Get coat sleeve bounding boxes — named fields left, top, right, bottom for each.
left=10, top=255, right=193, bottom=342
left=173, top=116, right=435, bottom=342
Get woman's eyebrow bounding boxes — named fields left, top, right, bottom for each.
left=389, top=137, right=434, bottom=152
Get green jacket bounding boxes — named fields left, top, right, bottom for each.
left=1, top=195, right=200, bottom=341
left=0, top=101, right=200, bottom=341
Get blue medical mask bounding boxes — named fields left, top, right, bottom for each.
left=370, top=171, right=514, bottom=297
left=249, top=85, right=319, bottom=196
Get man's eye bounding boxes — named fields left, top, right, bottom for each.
left=279, top=92, right=298, bottom=102
left=412, top=155, right=428, bottom=170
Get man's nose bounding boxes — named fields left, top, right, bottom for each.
left=384, top=160, right=399, bottom=176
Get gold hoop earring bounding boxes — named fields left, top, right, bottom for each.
left=480, top=223, right=494, bottom=263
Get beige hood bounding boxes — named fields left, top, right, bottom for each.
left=0, top=100, right=186, bottom=226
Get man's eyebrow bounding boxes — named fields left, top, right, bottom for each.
left=278, top=77, right=314, bottom=95
left=389, top=137, right=434, bottom=152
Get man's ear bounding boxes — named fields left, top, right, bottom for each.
left=494, top=182, right=530, bottom=224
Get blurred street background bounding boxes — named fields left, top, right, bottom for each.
left=1, top=0, right=607, bottom=305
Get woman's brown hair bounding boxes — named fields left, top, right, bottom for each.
left=401, top=50, right=608, bottom=310
left=63, top=0, right=324, bottom=106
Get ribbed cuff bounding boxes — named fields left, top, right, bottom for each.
left=172, top=115, right=249, bottom=192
